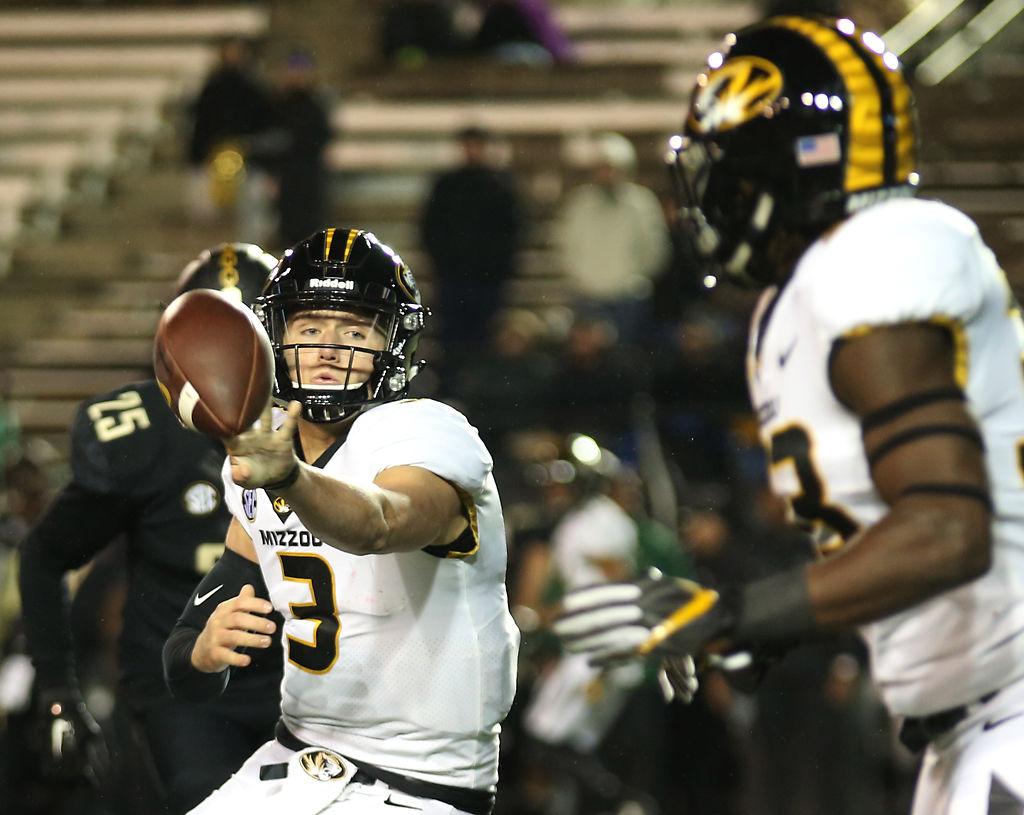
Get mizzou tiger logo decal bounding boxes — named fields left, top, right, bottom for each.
left=688, top=56, right=784, bottom=134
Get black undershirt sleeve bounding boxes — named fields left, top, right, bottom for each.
left=163, top=548, right=267, bottom=701
left=19, top=483, right=134, bottom=691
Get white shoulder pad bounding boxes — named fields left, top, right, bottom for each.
left=351, top=399, right=493, bottom=494
left=798, top=198, right=985, bottom=344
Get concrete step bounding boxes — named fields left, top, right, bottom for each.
left=921, top=161, right=1024, bottom=187
left=0, top=7, right=268, bottom=44
left=348, top=60, right=682, bottom=100
left=922, top=189, right=1024, bottom=215
left=60, top=308, right=160, bottom=338
left=334, top=98, right=682, bottom=137
left=7, top=367, right=149, bottom=399
left=9, top=398, right=80, bottom=433
left=10, top=337, right=153, bottom=367
left=555, top=4, right=756, bottom=37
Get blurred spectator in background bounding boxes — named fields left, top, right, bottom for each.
left=651, top=303, right=749, bottom=483
left=268, top=49, right=333, bottom=248
left=557, top=132, right=671, bottom=346
left=472, top=0, right=575, bottom=64
left=520, top=438, right=647, bottom=814
left=0, top=371, right=20, bottom=474
left=452, top=308, right=555, bottom=457
left=187, top=36, right=274, bottom=243
left=548, top=314, right=641, bottom=448
left=421, top=125, right=524, bottom=367
left=381, top=0, right=463, bottom=64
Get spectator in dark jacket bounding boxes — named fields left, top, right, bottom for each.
left=187, top=37, right=274, bottom=241
left=421, top=126, right=524, bottom=361
left=188, top=38, right=271, bottom=168
left=269, top=50, right=333, bottom=248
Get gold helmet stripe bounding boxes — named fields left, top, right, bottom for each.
left=859, top=43, right=917, bottom=183
left=322, top=227, right=336, bottom=260
left=772, top=16, right=884, bottom=193
left=342, top=228, right=359, bottom=262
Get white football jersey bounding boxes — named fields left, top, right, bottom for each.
left=551, top=494, right=638, bottom=589
left=748, top=198, right=1024, bottom=717
left=223, top=399, right=520, bottom=790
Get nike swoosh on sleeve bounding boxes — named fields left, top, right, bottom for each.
left=982, top=713, right=1024, bottom=732
left=194, top=584, right=225, bottom=606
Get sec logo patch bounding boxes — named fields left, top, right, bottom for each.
left=242, top=489, right=258, bottom=521
left=183, top=482, right=219, bottom=516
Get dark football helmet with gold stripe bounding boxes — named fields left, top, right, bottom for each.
left=668, top=15, right=919, bottom=287
left=256, top=228, right=428, bottom=423
left=174, top=242, right=278, bottom=305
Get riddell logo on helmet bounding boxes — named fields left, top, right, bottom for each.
left=308, top=278, right=355, bottom=290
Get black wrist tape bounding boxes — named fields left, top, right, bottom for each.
left=264, top=462, right=300, bottom=492
left=734, top=566, right=817, bottom=645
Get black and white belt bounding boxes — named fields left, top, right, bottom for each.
left=263, top=720, right=495, bottom=815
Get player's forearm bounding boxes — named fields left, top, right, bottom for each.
left=277, top=464, right=409, bottom=555
left=806, top=497, right=991, bottom=629
left=18, top=532, right=78, bottom=689
left=731, top=497, right=990, bottom=647
left=163, top=623, right=230, bottom=701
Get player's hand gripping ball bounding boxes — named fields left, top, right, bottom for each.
left=153, top=289, right=274, bottom=438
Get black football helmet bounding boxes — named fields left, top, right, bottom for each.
left=256, top=228, right=428, bottom=423
left=174, top=242, right=277, bottom=305
left=668, top=15, right=919, bottom=287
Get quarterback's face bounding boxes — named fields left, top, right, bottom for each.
left=283, top=308, right=388, bottom=389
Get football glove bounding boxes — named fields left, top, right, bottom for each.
left=658, top=655, right=698, bottom=704
left=34, top=688, right=109, bottom=787
left=553, top=574, right=735, bottom=665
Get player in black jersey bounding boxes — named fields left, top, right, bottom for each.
left=18, top=244, right=284, bottom=814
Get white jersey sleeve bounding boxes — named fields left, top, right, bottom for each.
left=221, top=455, right=242, bottom=520
left=348, top=398, right=493, bottom=495
left=802, top=199, right=987, bottom=345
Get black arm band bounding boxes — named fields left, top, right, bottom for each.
left=733, top=566, right=817, bottom=645
left=263, top=462, right=300, bottom=493
left=899, top=482, right=993, bottom=511
left=861, top=386, right=965, bottom=433
left=866, top=424, right=984, bottom=470
left=163, top=548, right=267, bottom=700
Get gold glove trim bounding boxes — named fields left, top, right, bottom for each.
left=637, top=588, right=719, bottom=656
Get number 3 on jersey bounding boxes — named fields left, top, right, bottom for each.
left=278, top=553, right=339, bottom=674
left=770, top=425, right=859, bottom=549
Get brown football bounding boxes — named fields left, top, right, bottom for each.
left=153, top=289, right=274, bottom=438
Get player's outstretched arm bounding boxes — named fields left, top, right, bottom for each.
left=270, top=462, right=467, bottom=556
left=226, top=402, right=467, bottom=555
left=163, top=520, right=276, bottom=700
